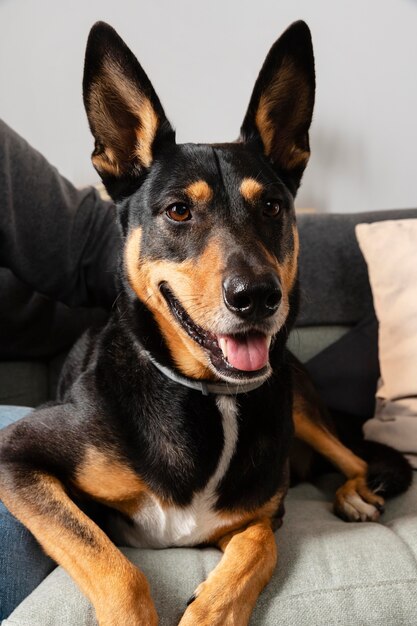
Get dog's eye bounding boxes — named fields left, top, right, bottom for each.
left=264, top=200, right=281, bottom=217
left=166, top=203, right=192, bottom=222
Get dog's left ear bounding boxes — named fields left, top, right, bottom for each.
left=83, top=22, right=175, bottom=195
left=240, top=21, right=315, bottom=192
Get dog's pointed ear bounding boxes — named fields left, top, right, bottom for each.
left=83, top=22, right=175, bottom=191
left=240, top=21, right=315, bottom=192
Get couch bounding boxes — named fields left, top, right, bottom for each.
left=2, top=209, right=417, bottom=625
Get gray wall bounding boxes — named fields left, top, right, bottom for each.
left=1, top=0, right=416, bottom=213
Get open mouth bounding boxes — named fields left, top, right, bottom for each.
left=159, top=283, right=271, bottom=380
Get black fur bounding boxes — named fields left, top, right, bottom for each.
left=358, top=441, right=413, bottom=498
left=0, top=24, right=412, bottom=625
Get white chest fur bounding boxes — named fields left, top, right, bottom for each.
left=110, top=395, right=240, bottom=548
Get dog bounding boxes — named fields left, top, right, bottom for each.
left=0, top=20, right=412, bottom=626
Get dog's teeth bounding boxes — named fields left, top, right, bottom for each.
left=267, top=336, right=272, bottom=349
left=219, top=337, right=228, bottom=361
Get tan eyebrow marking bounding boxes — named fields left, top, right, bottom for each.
left=240, top=178, right=264, bottom=202
left=185, top=180, right=213, bottom=203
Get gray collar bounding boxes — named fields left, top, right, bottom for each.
left=144, top=350, right=266, bottom=396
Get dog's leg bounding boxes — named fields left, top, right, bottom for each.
left=0, top=469, right=157, bottom=626
left=0, top=411, right=158, bottom=626
left=293, top=405, right=385, bottom=521
left=179, top=519, right=277, bottom=626
left=290, top=357, right=385, bottom=522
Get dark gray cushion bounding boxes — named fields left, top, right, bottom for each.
left=296, top=209, right=417, bottom=326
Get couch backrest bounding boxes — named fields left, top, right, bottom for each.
left=296, top=208, right=417, bottom=326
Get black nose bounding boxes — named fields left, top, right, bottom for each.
left=222, top=273, right=282, bottom=320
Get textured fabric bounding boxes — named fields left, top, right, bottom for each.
left=0, top=407, right=56, bottom=622
left=287, top=325, right=349, bottom=363
left=0, top=502, right=56, bottom=622
left=0, top=363, right=49, bottom=408
left=4, top=475, right=417, bottom=626
left=0, top=119, right=114, bottom=360
left=296, top=209, right=417, bottom=327
left=0, top=356, right=66, bottom=407
left=0, top=119, right=119, bottom=308
left=0, top=270, right=108, bottom=360
left=0, top=406, right=30, bottom=428
left=356, top=219, right=417, bottom=468
left=305, top=314, right=380, bottom=419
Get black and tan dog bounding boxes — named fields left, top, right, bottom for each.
left=0, top=21, right=412, bottom=626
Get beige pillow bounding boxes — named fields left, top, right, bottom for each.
left=356, top=219, right=417, bottom=469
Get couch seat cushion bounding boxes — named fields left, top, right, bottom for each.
left=4, top=474, right=417, bottom=626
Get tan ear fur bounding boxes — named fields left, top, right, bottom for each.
left=240, top=21, right=315, bottom=190
left=83, top=23, right=173, bottom=183
left=255, top=58, right=311, bottom=172
left=88, top=59, right=159, bottom=177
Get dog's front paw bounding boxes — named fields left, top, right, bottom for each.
left=179, top=581, right=247, bottom=626
left=179, top=600, right=232, bottom=626
left=334, top=477, right=385, bottom=522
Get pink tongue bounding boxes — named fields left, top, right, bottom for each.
left=219, top=334, right=269, bottom=372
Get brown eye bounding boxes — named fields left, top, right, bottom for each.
left=264, top=200, right=281, bottom=217
left=166, top=203, right=192, bottom=222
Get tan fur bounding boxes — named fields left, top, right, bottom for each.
left=88, top=58, right=158, bottom=176
left=133, top=98, right=159, bottom=169
left=186, top=180, right=213, bottom=203
left=124, top=217, right=299, bottom=381
left=92, top=146, right=122, bottom=178
left=292, top=390, right=385, bottom=518
left=252, top=222, right=298, bottom=333
left=240, top=178, right=263, bottom=203
left=74, top=447, right=146, bottom=502
left=179, top=519, right=277, bottom=626
left=260, top=222, right=298, bottom=296
left=0, top=473, right=157, bottom=626
left=293, top=408, right=367, bottom=479
left=255, top=59, right=310, bottom=171
left=125, top=227, right=225, bottom=379
left=280, top=224, right=300, bottom=292
left=207, top=488, right=285, bottom=545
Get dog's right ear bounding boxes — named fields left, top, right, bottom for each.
left=83, top=22, right=174, bottom=195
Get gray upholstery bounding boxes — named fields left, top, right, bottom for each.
left=4, top=476, right=417, bottom=626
